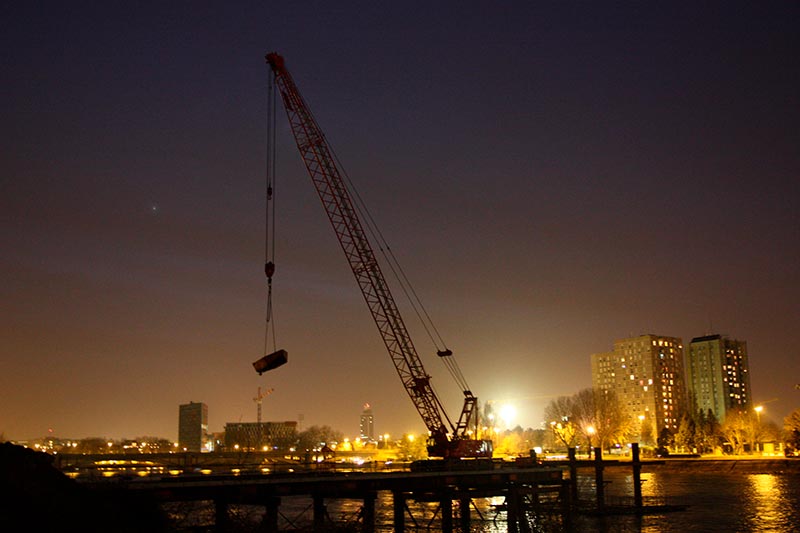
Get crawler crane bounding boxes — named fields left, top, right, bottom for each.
left=265, top=53, right=491, bottom=460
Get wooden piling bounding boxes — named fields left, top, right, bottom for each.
left=313, top=495, right=325, bottom=532
left=361, top=492, right=376, bottom=533
left=632, top=442, right=642, bottom=509
left=393, top=491, right=405, bottom=532
left=568, top=447, right=578, bottom=504
left=459, top=495, right=471, bottom=531
left=215, top=497, right=228, bottom=531
left=594, top=447, right=604, bottom=510
left=507, top=484, right=519, bottom=533
left=441, top=495, right=453, bottom=532
left=260, top=496, right=280, bottom=532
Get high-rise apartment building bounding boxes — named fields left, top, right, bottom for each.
left=686, top=334, right=751, bottom=422
left=360, top=403, right=374, bottom=441
left=178, top=401, right=208, bottom=452
left=591, top=334, right=686, bottom=438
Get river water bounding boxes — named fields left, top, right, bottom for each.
left=164, top=469, right=800, bottom=532
left=564, top=469, right=800, bottom=533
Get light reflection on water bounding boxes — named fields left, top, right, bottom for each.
left=585, top=470, right=800, bottom=533
left=744, top=473, right=795, bottom=533
left=162, top=471, right=800, bottom=532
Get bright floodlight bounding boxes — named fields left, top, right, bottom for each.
left=499, top=404, right=517, bottom=427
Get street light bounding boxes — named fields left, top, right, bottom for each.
left=586, top=426, right=596, bottom=458
left=754, top=406, right=764, bottom=453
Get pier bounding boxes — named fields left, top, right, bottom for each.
left=85, top=464, right=565, bottom=532
left=65, top=444, right=682, bottom=531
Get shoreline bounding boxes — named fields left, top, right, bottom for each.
left=625, top=456, right=800, bottom=474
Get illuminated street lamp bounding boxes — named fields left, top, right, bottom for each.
left=755, top=406, right=764, bottom=453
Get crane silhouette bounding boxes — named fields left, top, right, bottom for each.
left=254, top=386, right=275, bottom=424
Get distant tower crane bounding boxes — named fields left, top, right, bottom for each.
left=265, top=52, right=491, bottom=460
left=254, top=386, right=274, bottom=424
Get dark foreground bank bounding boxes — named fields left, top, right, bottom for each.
left=0, top=442, right=169, bottom=532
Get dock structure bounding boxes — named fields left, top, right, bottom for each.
left=87, top=465, right=566, bottom=532
left=67, top=444, right=679, bottom=530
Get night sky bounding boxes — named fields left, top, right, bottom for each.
left=2, top=2, right=798, bottom=442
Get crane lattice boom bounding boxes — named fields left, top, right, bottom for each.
left=266, top=53, right=490, bottom=459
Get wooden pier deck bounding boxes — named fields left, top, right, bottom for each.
left=85, top=465, right=566, bottom=532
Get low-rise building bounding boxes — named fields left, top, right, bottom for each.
left=223, top=421, right=297, bottom=451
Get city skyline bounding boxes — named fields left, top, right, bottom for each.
left=2, top=3, right=798, bottom=441
left=0, top=328, right=780, bottom=442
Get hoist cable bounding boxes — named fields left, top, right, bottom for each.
left=264, top=70, right=278, bottom=354
left=266, top=71, right=277, bottom=267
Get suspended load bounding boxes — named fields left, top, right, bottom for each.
left=253, top=349, right=288, bottom=375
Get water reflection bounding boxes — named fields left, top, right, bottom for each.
left=572, top=470, right=800, bottom=533
left=745, top=473, right=791, bottom=532
left=590, top=471, right=667, bottom=506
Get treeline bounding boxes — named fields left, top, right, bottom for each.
left=537, top=387, right=797, bottom=456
